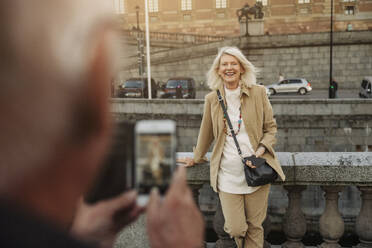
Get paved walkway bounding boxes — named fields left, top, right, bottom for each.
left=206, top=243, right=318, bottom=248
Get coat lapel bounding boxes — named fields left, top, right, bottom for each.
left=240, top=85, right=259, bottom=149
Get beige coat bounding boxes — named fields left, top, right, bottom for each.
left=193, top=83, right=285, bottom=192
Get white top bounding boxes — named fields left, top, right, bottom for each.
left=217, top=86, right=260, bottom=194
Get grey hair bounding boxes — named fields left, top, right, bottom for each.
left=206, top=46, right=258, bottom=90
left=0, top=0, right=117, bottom=192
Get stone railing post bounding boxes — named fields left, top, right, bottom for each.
left=355, top=186, right=372, bottom=248
left=189, top=183, right=204, bottom=206
left=282, top=185, right=307, bottom=248
left=319, top=186, right=345, bottom=248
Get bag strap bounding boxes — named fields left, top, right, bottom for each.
left=216, top=90, right=244, bottom=161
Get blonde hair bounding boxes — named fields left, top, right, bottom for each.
left=207, top=46, right=258, bottom=90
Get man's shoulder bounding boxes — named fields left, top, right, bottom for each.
left=0, top=201, right=93, bottom=248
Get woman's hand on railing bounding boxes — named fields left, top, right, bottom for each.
left=177, top=157, right=195, bottom=167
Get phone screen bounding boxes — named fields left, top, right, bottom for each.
left=135, top=120, right=176, bottom=198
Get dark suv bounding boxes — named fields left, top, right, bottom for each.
left=117, top=78, right=157, bottom=98
left=161, top=77, right=196, bottom=99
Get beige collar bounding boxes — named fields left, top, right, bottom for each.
left=217, top=81, right=251, bottom=102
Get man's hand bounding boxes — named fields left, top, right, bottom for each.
left=147, top=166, right=205, bottom=248
left=70, top=191, right=145, bottom=248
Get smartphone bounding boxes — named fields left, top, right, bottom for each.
left=84, top=121, right=135, bottom=204
left=135, top=120, right=176, bottom=206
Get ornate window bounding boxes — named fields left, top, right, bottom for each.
left=149, top=0, right=159, bottom=12
left=345, top=5, right=355, bottom=15
left=113, top=0, right=125, bottom=14
left=256, top=0, right=268, bottom=6
left=216, top=0, right=227, bottom=8
left=181, top=0, right=192, bottom=11
left=298, top=0, right=310, bottom=3
left=340, top=0, right=357, bottom=15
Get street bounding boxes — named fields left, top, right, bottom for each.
left=268, top=89, right=360, bottom=99
left=196, top=89, right=361, bottom=99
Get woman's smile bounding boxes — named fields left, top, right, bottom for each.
left=218, top=54, right=245, bottom=89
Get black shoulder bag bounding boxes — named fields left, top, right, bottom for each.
left=216, top=90, right=278, bottom=187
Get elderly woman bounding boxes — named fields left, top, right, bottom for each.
left=179, top=47, right=285, bottom=248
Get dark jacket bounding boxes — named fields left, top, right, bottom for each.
left=0, top=201, right=95, bottom=248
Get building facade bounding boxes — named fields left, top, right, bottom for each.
left=112, top=0, right=372, bottom=36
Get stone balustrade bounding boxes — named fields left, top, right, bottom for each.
left=179, top=152, right=372, bottom=248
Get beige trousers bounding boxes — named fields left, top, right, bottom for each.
left=218, top=184, right=271, bottom=248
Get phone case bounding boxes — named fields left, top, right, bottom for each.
left=84, top=121, right=135, bottom=204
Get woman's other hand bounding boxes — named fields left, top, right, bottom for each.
left=177, top=157, right=195, bottom=167
left=245, top=146, right=266, bottom=168
left=255, top=146, right=266, bottom=158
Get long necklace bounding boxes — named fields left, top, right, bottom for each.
left=223, top=103, right=242, bottom=136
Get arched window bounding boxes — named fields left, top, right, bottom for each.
left=216, top=0, right=227, bottom=9
left=181, top=0, right=192, bottom=11
left=256, top=0, right=267, bottom=6
left=113, top=0, right=125, bottom=14
left=149, top=0, right=159, bottom=12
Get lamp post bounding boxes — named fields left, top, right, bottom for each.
left=135, top=6, right=144, bottom=77
left=144, top=0, right=152, bottom=99
left=329, top=0, right=334, bottom=98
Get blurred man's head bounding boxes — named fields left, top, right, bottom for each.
left=0, top=0, right=119, bottom=226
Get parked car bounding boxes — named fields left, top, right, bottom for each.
left=161, top=77, right=196, bottom=99
left=266, top=78, right=312, bottom=95
left=359, top=77, right=372, bottom=98
left=265, top=86, right=271, bottom=98
left=117, top=78, right=157, bottom=98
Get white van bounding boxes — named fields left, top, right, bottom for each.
left=359, top=77, right=372, bottom=98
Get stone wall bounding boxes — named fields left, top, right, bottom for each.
left=118, top=31, right=372, bottom=90
left=111, top=98, right=372, bottom=153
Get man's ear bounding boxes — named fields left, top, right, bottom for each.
left=68, top=31, right=115, bottom=193
left=86, top=32, right=113, bottom=138
left=78, top=30, right=115, bottom=178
